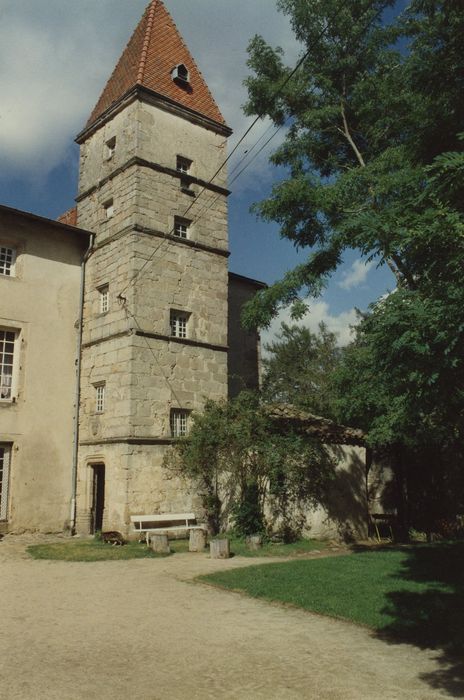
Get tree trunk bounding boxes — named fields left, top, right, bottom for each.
left=393, top=446, right=409, bottom=541
left=365, top=447, right=373, bottom=538
left=189, top=528, right=207, bottom=552
left=210, top=538, right=230, bottom=559
left=150, top=533, right=170, bottom=554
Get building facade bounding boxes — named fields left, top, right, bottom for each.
left=0, top=0, right=262, bottom=534
left=0, top=206, right=91, bottom=533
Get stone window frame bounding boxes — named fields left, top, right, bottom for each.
left=170, top=408, right=190, bottom=438
left=94, top=382, right=106, bottom=414
left=176, top=156, right=192, bottom=175
left=0, top=443, right=12, bottom=521
left=173, top=216, right=191, bottom=239
left=0, top=245, right=16, bottom=277
left=0, top=327, right=20, bottom=403
left=105, top=136, right=116, bottom=161
left=169, top=309, right=190, bottom=339
left=98, top=284, right=110, bottom=314
left=103, top=198, right=114, bottom=220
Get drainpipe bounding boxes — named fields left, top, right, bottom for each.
left=70, top=233, right=94, bottom=534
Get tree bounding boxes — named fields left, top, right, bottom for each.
left=163, top=391, right=336, bottom=539
left=240, top=0, right=464, bottom=327
left=240, top=0, right=464, bottom=535
left=333, top=285, right=464, bottom=535
left=262, top=321, right=340, bottom=418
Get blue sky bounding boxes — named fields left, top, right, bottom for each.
left=0, top=0, right=396, bottom=345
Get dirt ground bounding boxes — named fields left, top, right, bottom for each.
left=0, top=534, right=453, bottom=700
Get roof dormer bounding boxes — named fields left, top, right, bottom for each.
left=171, top=63, right=189, bottom=86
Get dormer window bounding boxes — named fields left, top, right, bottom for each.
left=171, top=64, right=189, bottom=85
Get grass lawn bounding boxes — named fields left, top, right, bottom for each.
left=199, top=542, right=464, bottom=653
left=28, top=539, right=167, bottom=561
left=27, top=536, right=325, bottom=561
left=169, top=536, right=325, bottom=557
left=205, top=536, right=327, bottom=558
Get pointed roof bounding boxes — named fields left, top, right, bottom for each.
left=86, top=0, right=227, bottom=130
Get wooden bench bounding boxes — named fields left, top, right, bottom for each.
left=130, top=512, right=205, bottom=544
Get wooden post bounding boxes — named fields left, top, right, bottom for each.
left=189, top=528, right=207, bottom=552
left=246, top=534, right=263, bottom=551
left=210, top=538, right=230, bottom=559
left=150, top=533, right=170, bottom=554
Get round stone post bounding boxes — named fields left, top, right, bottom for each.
left=150, top=533, right=170, bottom=554
left=210, top=538, right=230, bottom=559
left=246, top=534, right=263, bottom=551
left=189, top=528, right=207, bottom=552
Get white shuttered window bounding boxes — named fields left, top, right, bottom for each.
left=0, top=330, right=17, bottom=400
left=0, top=246, right=16, bottom=276
left=170, top=410, right=189, bottom=437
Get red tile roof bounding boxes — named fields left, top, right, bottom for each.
left=87, top=0, right=226, bottom=129
left=57, top=207, right=78, bottom=226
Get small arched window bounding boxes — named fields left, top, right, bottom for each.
left=171, top=63, right=190, bottom=85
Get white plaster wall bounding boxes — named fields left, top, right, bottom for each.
left=304, top=445, right=368, bottom=540
left=0, top=213, right=87, bottom=532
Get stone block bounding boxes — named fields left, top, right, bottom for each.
left=150, top=533, right=170, bottom=553
left=189, top=529, right=207, bottom=552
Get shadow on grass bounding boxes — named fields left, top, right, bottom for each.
left=376, top=541, right=464, bottom=697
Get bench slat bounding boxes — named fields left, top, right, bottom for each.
left=139, top=525, right=204, bottom=532
left=131, top=513, right=195, bottom=524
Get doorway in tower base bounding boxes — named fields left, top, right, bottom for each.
left=0, top=444, right=11, bottom=524
left=90, top=463, right=105, bottom=534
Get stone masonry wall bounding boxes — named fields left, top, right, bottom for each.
left=76, top=442, right=204, bottom=536
left=137, top=102, right=228, bottom=189
left=78, top=101, right=139, bottom=196
left=135, top=167, right=228, bottom=251
left=133, top=236, right=228, bottom=346
left=76, top=95, right=229, bottom=534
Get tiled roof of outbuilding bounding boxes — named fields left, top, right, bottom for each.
left=265, top=404, right=366, bottom=446
left=57, top=207, right=77, bottom=227
left=86, top=0, right=226, bottom=129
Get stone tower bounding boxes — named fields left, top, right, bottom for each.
left=74, top=0, right=231, bottom=534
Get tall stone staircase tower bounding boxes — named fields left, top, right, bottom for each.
left=74, top=0, right=231, bottom=534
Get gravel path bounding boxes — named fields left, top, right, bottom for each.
left=0, top=535, right=452, bottom=699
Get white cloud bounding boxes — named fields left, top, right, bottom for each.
left=261, top=301, right=359, bottom=351
left=338, top=259, right=375, bottom=290
left=0, top=0, right=298, bottom=183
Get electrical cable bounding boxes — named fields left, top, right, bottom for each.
left=110, top=4, right=386, bottom=409
left=116, top=42, right=314, bottom=298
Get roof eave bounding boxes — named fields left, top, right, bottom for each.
left=76, top=85, right=232, bottom=144
left=0, top=204, right=92, bottom=240
left=228, top=271, right=267, bottom=289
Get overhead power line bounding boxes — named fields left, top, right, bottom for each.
left=117, top=43, right=313, bottom=299
left=116, top=2, right=384, bottom=301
